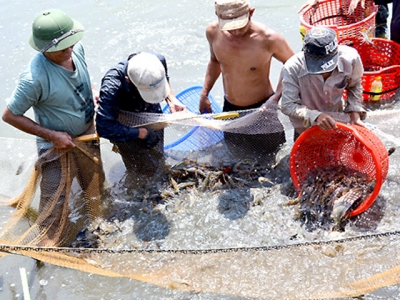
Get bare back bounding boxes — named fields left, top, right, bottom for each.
left=207, top=20, right=293, bottom=107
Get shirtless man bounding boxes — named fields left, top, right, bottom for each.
left=199, top=0, right=294, bottom=154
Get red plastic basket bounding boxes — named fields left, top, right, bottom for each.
left=339, top=37, right=400, bottom=101
left=290, top=123, right=389, bottom=217
left=299, top=0, right=377, bottom=40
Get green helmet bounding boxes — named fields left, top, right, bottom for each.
left=29, top=9, right=84, bottom=53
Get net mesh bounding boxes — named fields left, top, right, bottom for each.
left=0, top=99, right=400, bottom=299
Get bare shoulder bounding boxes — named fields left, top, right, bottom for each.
left=252, top=21, right=287, bottom=43
left=253, top=21, right=294, bottom=62
left=205, top=21, right=219, bottom=40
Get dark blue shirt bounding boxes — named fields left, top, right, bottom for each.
left=96, top=52, right=168, bottom=142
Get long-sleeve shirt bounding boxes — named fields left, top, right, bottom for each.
left=280, top=45, right=366, bottom=132
left=95, top=52, right=167, bottom=143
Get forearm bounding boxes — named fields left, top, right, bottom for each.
left=344, top=82, right=366, bottom=119
left=201, top=60, right=221, bottom=98
left=95, top=113, right=140, bottom=142
left=281, top=99, right=321, bottom=128
left=281, top=93, right=321, bottom=128
left=199, top=60, right=221, bottom=113
left=165, top=85, right=186, bottom=113
left=2, top=107, right=75, bottom=148
left=281, top=72, right=319, bottom=126
left=4, top=113, right=55, bottom=140
left=345, top=96, right=364, bottom=112
left=272, top=70, right=285, bottom=102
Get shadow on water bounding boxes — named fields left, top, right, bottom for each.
left=130, top=205, right=171, bottom=242
left=217, top=189, right=252, bottom=220
left=106, top=173, right=172, bottom=242
left=216, top=147, right=293, bottom=220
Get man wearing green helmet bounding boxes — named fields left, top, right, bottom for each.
left=2, top=9, right=105, bottom=246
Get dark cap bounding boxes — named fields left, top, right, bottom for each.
left=303, top=27, right=339, bottom=74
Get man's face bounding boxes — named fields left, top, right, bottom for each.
left=227, top=23, right=249, bottom=37
left=44, top=45, right=74, bottom=64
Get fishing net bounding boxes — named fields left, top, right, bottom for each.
left=1, top=96, right=400, bottom=299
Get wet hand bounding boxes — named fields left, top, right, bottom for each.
left=199, top=95, right=212, bottom=114
left=260, top=98, right=278, bottom=112
left=168, top=96, right=187, bottom=113
left=50, top=131, right=75, bottom=149
left=143, top=129, right=160, bottom=149
left=315, top=113, right=337, bottom=130
left=349, top=112, right=365, bottom=127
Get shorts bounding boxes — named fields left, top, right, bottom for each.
left=223, top=95, right=286, bottom=157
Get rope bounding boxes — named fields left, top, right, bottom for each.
left=2, top=230, right=400, bottom=255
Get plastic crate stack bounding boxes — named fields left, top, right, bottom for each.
left=340, top=37, right=400, bottom=102
left=299, top=0, right=400, bottom=102
left=299, top=0, right=377, bottom=40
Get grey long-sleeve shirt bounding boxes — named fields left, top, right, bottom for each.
left=281, top=45, right=366, bottom=133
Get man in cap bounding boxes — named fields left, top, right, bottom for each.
left=280, top=26, right=366, bottom=139
left=2, top=9, right=105, bottom=245
left=199, top=0, right=295, bottom=155
left=96, top=52, right=185, bottom=186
